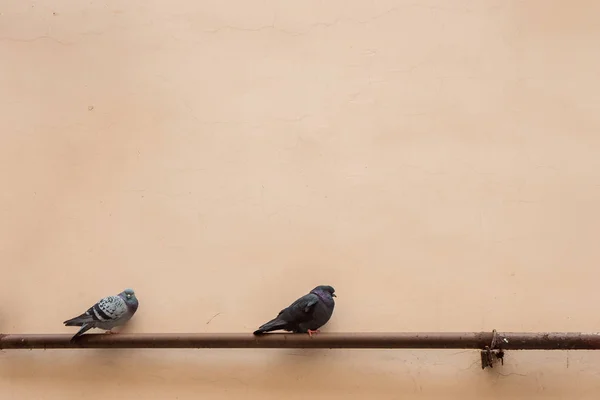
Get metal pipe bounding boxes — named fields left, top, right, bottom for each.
left=1, top=332, right=600, bottom=350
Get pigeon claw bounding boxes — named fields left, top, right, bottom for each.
left=307, top=329, right=320, bottom=337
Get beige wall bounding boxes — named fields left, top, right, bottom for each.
left=2, top=0, right=600, bottom=398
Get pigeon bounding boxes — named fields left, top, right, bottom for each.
left=253, top=285, right=336, bottom=337
left=63, top=288, right=139, bottom=340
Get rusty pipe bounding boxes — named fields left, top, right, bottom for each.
left=1, top=332, right=600, bottom=350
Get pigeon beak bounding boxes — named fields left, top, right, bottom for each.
left=332, top=294, right=337, bottom=297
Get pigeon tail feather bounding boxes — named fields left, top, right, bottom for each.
left=64, top=314, right=92, bottom=326
left=70, top=324, right=93, bottom=341
left=253, top=318, right=287, bottom=335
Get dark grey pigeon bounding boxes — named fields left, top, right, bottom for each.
left=253, top=285, right=336, bottom=336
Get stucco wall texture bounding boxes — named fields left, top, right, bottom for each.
left=2, top=0, right=600, bottom=399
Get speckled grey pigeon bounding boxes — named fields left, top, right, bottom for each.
left=253, top=285, right=336, bottom=336
left=63, top=288, right=139, bottom=340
